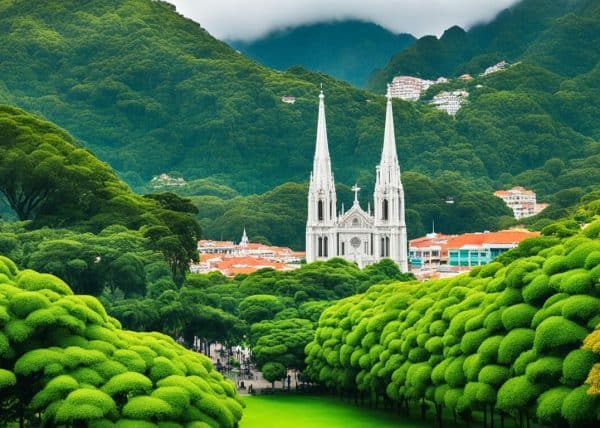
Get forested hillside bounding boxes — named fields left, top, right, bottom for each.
left=0, top=0, right=595, bottom=198
left=368, top=0, right=598, bottom=88
left=230, top=20, right=415, bottom=87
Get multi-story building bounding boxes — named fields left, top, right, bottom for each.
left=494, top=186, right=548, bottom=219
left=409, top=230, right=540, bottom=278
left=389, top=76, right=434, bottom=101
left=430, top=90, right=469, bottom=115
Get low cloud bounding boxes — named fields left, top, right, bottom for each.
left=170, top=0, right=520, bottom=41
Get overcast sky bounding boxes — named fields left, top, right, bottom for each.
left=170, top=0, right=521, bottom=41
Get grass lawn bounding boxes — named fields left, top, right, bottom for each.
left=240, top=395, right=428, bottom=428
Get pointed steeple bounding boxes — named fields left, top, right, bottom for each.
left=379, top=84, right=400, bottom=183
left=311, top=89, right=334, bottom=189
left=240, top=227, right=249, bottom=247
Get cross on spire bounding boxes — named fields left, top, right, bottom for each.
left=352, top=184, right=361, bottom=205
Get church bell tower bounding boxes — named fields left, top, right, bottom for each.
left=306, top=90, right=337, bottom=263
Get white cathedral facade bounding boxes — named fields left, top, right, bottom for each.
left=305, top=87, right=408, bottom=271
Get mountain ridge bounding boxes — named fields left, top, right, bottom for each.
left=229, top=20, right=415, bottom=87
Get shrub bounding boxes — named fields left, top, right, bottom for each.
left=102, top=372, right=153, bottom=396
left=522, top=274, right=552, bottom=305
left=122, top=396, right=174, bottom=420
left=501, top=304, right=537, bottom=330
left=584, top=251, right=600, bottom=270
left=561, top=295, right=600, bottom=323
left=561, top=385, right=597, bottom=425
left=542, top=256, right=570, bottom=275
left=477, top=335, right=504, bottom=364
left=445, top=356, right=467, bottom=388
left=534, top=316, right=588, bottom=354
left=460, top=329, right=490, bottom=354
left=54, top=389, right=117, bottom=425
left=562, top=349, right=597, bottom=386
left=524, top=356, right=563, bottom=384
left=560, top=271, right=593, bottom=294
left=478, top=365, right=509, bottom=387
left=513, top=350, right=538, bottom=376
left=536, top=386, right=571, bottom=425
left=498, top=329, right=535, bottom=365
left=496, top=376, right=540, bottom=412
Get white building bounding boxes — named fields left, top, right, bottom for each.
left=483, top=61, right=509, bottom=76
left=305, top=87, right=408, bottom=271
left=430, top=90, right=469, bottom=115
left=389, top=76, right=434, bottom=101
left=494, top=186, right=548, bottom=219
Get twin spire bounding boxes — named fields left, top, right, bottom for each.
left=312, top=85, right=400, bottom=190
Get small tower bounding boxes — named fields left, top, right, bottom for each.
left=306, top=90, right=337, bottom=262
left=240, top=228, right=249, bottom=247
left=374, top=84, right=408, bottom=271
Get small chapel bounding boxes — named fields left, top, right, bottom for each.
left=305, top=87, right=408, bottom=271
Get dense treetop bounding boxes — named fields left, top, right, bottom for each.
left=0, top=256, right=244, bottom=427
left=305, top=218, right=600, bottom=426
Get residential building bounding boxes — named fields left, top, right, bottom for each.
left=192, top=229, right=304, bottom=277
left=306, top=87, right=408, bottom=271
left=409, top=229, right=540, bottom=278
left=389, top=76, right=434, bottom=101
left=483, top=61, right=509, bottom=76
left=494, top=186, right=548, bottom=219
left=430, top=90, right=469, bottom=115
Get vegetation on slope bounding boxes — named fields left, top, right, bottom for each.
left=305, top=219, right=600, bottom=426
left=0, top=105, right=201, bottom=283
left=0, top=256, right=243, bottom=427
left=0, top=0, right=595, bottom=204
left=368, top=0, right=597, bottom=88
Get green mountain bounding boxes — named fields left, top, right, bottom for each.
left=229, top=20, right=415, bottom=87
left=0, top=0, right=598, bottom=248
left=368, top=0, right=598, bottom=89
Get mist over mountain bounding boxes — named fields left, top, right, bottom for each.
left=229, top=20, right=415, bottom=87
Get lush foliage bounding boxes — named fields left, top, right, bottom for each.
left=0, top=0, right=595, bottom=207
left=0, top=106, right=201, bottom=282
left=0, top=256, right=243, bottom=427
left=305, top=220, right=600, bottom=426
left=106, top=258, right=413, bottom=377
left=369, top=0, right=599, bottom=87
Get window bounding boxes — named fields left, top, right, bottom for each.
left=323, top=237, right=328, bottom=257
left=381, top=238, right=385, bottom=257
left=318, top=237, right=323, bottom=257
left=385, top=237, right=390, bottom=257
left=382, top=199, right=389, bottom=220
left=318, top=200, right=324, bottom=221
left=341, top=242, right=345, bottom=255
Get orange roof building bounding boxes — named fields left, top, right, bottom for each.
left=410, top=229, right=539, bottom=274
left=192, top=229, right=305, bottom=277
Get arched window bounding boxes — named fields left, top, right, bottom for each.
left=323, top=237, right=329, bottom=257
left=382, top=199, right=389, bottom=221
left=386, top=237, right=390, bottom=257
left=318, top=237, right=323, bottom=257
left=318, top=200, right=324, bottom=221
left=380, top=238, right=385, bottom=257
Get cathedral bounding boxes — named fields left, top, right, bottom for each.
left=305, top=87, right=408, bottom=271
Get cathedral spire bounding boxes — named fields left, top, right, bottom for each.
left=380, top=84, right=399, bottom=170
left=312, top=89, right=334, bottom=188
